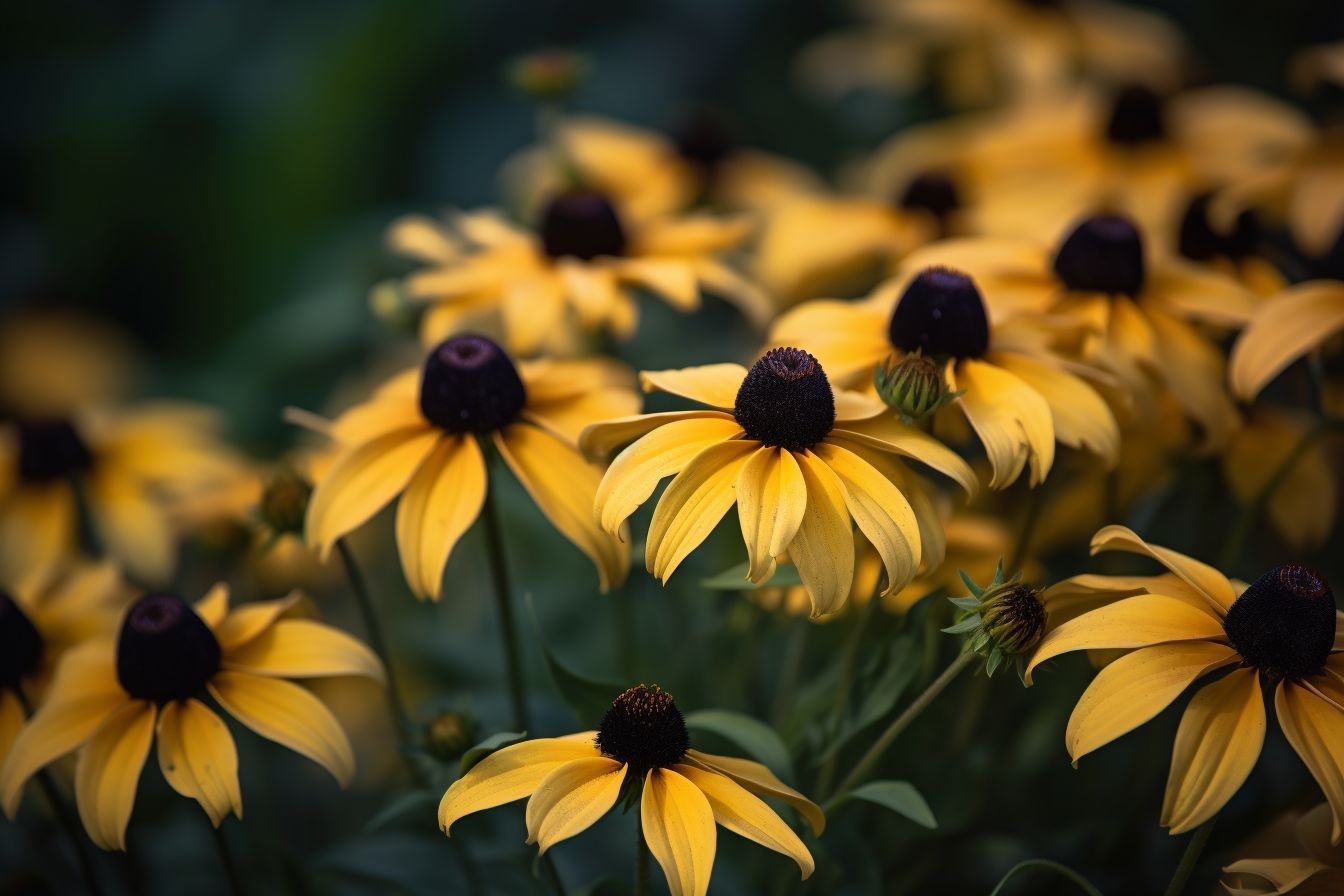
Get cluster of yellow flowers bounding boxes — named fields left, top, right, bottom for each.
left=4, top=5, right=1344, bottom=895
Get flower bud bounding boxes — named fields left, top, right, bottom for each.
left=874, top=351, right=956, bottom=420
left=507, top=50, right=589, bottom=101
left=944, top=564, right=1046, bottom=681
left=425, top=711, right=479, bottom=761
left=260, top=470, right=312, bottom=536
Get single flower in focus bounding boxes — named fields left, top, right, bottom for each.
left=439, top=684, right=821, bottom=896
left=1027, top=526, right=1344, bottom=837
left=1230, top=280, right=1344, bottom=402
left=1222, top=802, right=1344, bottom=895
left=0, top=584, right=384, bottom=849
left=772, top=265, right=1120, bottom=488
left=582, top=348, right=975, bottom=615
left=298, top=335, right=636, bottom=599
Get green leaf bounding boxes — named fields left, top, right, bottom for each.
left=958, top=569, right=984, bottom=598
left=846, top=780, right=937, bottom=829
left=684, top=710, right=794, bottom=781
left=701, top=562, right=801, bottom=590
left=363, top=790, right=438, bottom=832
left=459, top=731, right=527, bottom=776
left=527, top=595, right=623, bottom=725
left=947, top=596, right=981, bottom=611
left=941, top=616, right=981, bottom=635
left=988, top=859, right=1104, bottom=896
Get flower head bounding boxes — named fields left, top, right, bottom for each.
left=947, top=564, right=1047, bottom=679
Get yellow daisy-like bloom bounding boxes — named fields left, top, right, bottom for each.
left=0, top=584, right=384, bottom=850
left=1027, top=526, right=1344, bottom=837
left=0, top=310, right=138, bottom=420
left=1222, top=803, right=1344, bottom=895
left=905, top=217, right=1257, bottom=450
left=581, top=348, right=976, bottom=616
left=0, top=403, right=236, bottom=585
left=439, top=684, right=821, bottom=896
left=1231, top=280, right=1344, bottom=402
left=301, top=335, right=636, bottom=599
left=772, top=264, right=1120, bottom=488
left=386, top=195, right=770, bottom=356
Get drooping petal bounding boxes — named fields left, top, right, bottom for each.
left=438, top=733, right=601, bottom=833
left=673, top=764, right=814, bottom=879
left=580, top=410, right=738, bottom=462
left=208, top=672, right=355, bottom=788
left=828, top=419, right=977, bottom=496
left=223, top=620, right=385, bottom=684
left=1145, top=307, right=1240, bottom=451
left=639, top=365, right=748, bottom=410
left=646, top=440, right=759, bottom=583
left=642, top=767, right=717, bottom=896
left=954, top=358, right=1055, bottom=489
left=1089, top=525, right=1237, bottom=613
left=1161, top=668, right=1266, bottom=835
left=685, top=751, right=825, bottom=836
left=990, top=352, right=1119, bottom=466
left=1230, top=281, right=1344, bottom=401
left=395, top=434, right=487, bottom=600
left=787, top=451, right=855, bottom=617
left=156, top=699, right=242, bottom=827
left=75, top=700, right=156, bottom=851
left=1066, top=641, right=1239, bottom=764
left=524, top=757, right=626, bottom=852
left=811, top=441, right=919, bottom=595
left=495, top=425, right=629, bottom=592
left=1277, top=678, right=1344, bottom=845
left=735, top=447, right=808, bottom=584
left=0, top=481, right=77, bottom=591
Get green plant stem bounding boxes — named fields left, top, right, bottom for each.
left=541, top=852, right=568, bottom=896
left=988, top=859, right=1104, bottom=896
left=480, top=479, right=531, bottom=731
left=209, top=823, right=246, bottom=896
left=824, top=650, right=975, bottom=810
left=634, top=810, right=651, bottom=896
left=815, top=593, right=883, bottom=796
left=1163, top=815, right=1217, bottom=896
left=335, top=539, right=413, bottom=742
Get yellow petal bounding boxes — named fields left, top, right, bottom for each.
left=639, top=364, right=748, bottom=409
left=395, top=434, right=486, bottom=600
left=194, top=582, right=231, bottom=630
left=1161, top=668, right=1265, bottom=834
left=495, top=425, right=629, bottom=592
left=619, top=259, right=701, bottom=311
left=1148, top=260, right=1258, bottom=327
left=685, top=750, right=825, bottom=836
left=1145, top=308, right=1240, bottom=451
left=1277, top=678, right=1344, bottom=845
left=673, top=764, right=814, bottom=879
left=524, top=757, right=626, bottom=852
left=691, top=259, right=775, bottom=329
left=1026, top=594, right=1227, bottom=684
left=642, top=767, right=717, bottom=896
left=385, top=214, right=458, bottom=264
left=954, top=358, right=1055, bottom=489
left=735, top=448, right=808, bottom=584
left=1089, top=525, right=1237, bottom=613
left=0, top=691, right=24, bottom=779
left=208, top=671, right=355, bottom=787
left=595, top=417, right=742, bottom=537
left=156, top=699, right=242, bottom=827
left=1066, top=641, right=1238, bottom=764
left=1231, top=281, right=1344, bottom=401
left=305, top=428, right=441, bottom=558
left=502, top=273, right=568, bottom=355
left=767, top=300, right=890, bottom=388
left=223, top=619, right=384, bottom=684
left=213, top=593, right=302, bottom=652
left=646, top=439, right=759, bottom=582
left=811, top=441, right=919, bottom=595
left=828, top=420, right=977, bottom=496
left=788, top=451, right=855, bottom=617
left=327, top=393, right=428, bottom=445
left=75, top=700, right=156, bottom=851
left=88, top=468, right=175, bottom=585
left=438, top=733, right=601, bottom=833
left=0, top=481, right=77, bottom=590
left=990, top=353, right=1119, bottom=466
left=558, top=261, right=624, bottom=329
left=580, top=411, right=738, bottom=462
left=1224, top=408, right=1336, bottom=551
left=1221, top=857, right=1336, bottom=894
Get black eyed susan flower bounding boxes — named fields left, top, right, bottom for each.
left=298, top=335, right=636, bottom=599
left=0, top=584, right=383, bottom=850
left=1027, top=526, right=1344, bottom=837
left=439, top=684, right=821, bottom=896
left=581, top=349, right=976, bottom=616
left=771, top=265, right=1120, bottom=488
left=1221, top=802, right=1344, bottom=895
left=1230, top=280, right=1344, bottom=402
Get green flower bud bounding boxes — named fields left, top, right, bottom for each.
left=425, top=711, right=479, bottom=761
left=944, top=563, right=1046, bottom=681
left=507, top=50, right=589, bottom=101
left=874, top=351, right=957, bottom=420
left=259, top=470, right=312, bottom=536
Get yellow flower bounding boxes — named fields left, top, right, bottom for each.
left=1027, top=526, right=1344, bottom=837
left=386, top=196, right=770, bottom=356
left=439, top=684, right=821, bottom=896
left=300, top=336, right=636, bottom=599
left=772, top=265, right=1120, bottom=488
left=1223, top=407, right=1337, bottom=551
left=0, top=403, right=237, bottom=585
left=0, top=310, right=138, bottom=420
left=1222, top=802, right=1344, bottom=895
left=1231, top=280, right=1344, bottom=402
left=905, top=218, right=1257, bottom=450
left=582, top=349, right=975, bottom=616
left=0, top=584, right=384, bottom=850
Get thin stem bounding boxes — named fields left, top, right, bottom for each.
left=335, top=539, right=413, bottom=742
left=634, top=810, right=651, bottom=896
left=209, top=822, right=246, bottom=896
left=480, top=473, right=530, bottom=731
left=824, top=650, right=975, bottom=810
left=989, top=859, right=1104, bottom=896
left=541, top=852, right=568, bottom=896
left=814, top=592, right=883, bottom=796
left=1163, top=814, right=1217, bottom=896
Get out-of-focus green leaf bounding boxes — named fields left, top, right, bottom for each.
left=846, top=780, right=937, bottom=829
left=685, top=709, right=793, bottom=780
left=701, top=562, right=801, bottom=590
left=362, top=791, right=438, bottom=832
left=459, top=731, right=527, bottom=776
left=527, top=595, right=622, bottom=725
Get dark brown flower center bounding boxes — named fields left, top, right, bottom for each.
left=418, top=335, right=527, bottom=434
left=1052, top=215, right=1146, bottom=297
left=897, top=170, right=963, bottom=223
left=596, top=684, right=689, bottom=775
left=888, top=266, right=990, bottom=359
left=0, top=590, right=43, bottom=690
left=259, top=470, right=312, bottom=535
left=1178, top=193, right=1260, bottom=263
left=540, top=190, right=627, bottom=260
left=1104, top=84, right=1167, bottom=147
left=733, top=348, right=836, bottom=452
left=116, top=593, right=221, bottom=703
left=17, top=418, right=93, bottom=483
left=1223, top=565, right=1336, bottom=681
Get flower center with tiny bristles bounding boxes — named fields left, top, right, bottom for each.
left=897, top=170, right=962, bottom=222
left=418, top=335, right=527, bottom=434
left=595, top=684, right=690, bottom=775
left=733, top=348, right=836, bottom=453
left=0, top=590, right=44, bottom=690
left=17, top=418, right=93, bottom=483
left=1104, top=84, right=1167, bottom=146
left=540, top=190, right=628, bottom=260
left=983, top=583, right=1047, bottom=655
left=1052, top=215, right=1147, bottom=296
left=116, top=593, right=222, bottom=703
left=888, top=267, right=990, bottom=359
left=1178, top=193, right=1260, bottom=262
left=1223, top=565, right=1337, bottom=681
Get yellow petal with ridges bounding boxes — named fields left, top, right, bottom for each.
left=991, top=353, right=1119, bottom=466
left=673, top=764, right=814, bottom=879
left=735, top=447, right=808, bottom=584
left=812, top=441, right=919, bottom=596
left=580, top=411, right=738, bottom=462
left=788, top=451, right=855, bottom=617
left=683, top=751, right=824, bottom=835
left=439, top=733, right=601, bottom=834
left=1230, top=281, right=1344, bottom=401
left=647, top=439, right=759, bottom=583
left=955, top=358, right=1055, bottom=489
left=639, top=365, right=748, bottom=409
left=827, top=423, right=977, bottom=496
left=1089, top=525, right=1237, bottom=613
left=395, top=434, right=486, bottom=600
left=213, top=593, right=302, bottom=652
left=223, top=619, right=384, bottom=684
left=75, top=700, right=156, bottom=851
left=194, top=583, right=230, bottom=630
left=642, top=767, right=717, bottom=896
left=524, top=757, right=626, bottom=852
left=156, top=699, right=242, bottom=827
left=1277, top=678, right=1344, bottom=845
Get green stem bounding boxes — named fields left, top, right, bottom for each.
left=634, top=810, right=651, bottom=896
left=814, top=593, right=883, bottom=796
left=824, top=650, right=975, bottom=810
left=209, top=823, right=246, bottom=896
left=1163, top=814, right=1217, bottom=896
left=989, top=859, right=1104, bottom=896
left=541, top=852, right=568, bottom=896
left=335, top=539, right=414, bottom=742
left=480, top=475, right=530, bottom=731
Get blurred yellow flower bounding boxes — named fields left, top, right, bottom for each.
left=0, top=310, right=138, bottom=420
left=1231, top=280, right=1344, bottom=402
left=1222, top=803, right=1344, bottom=895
